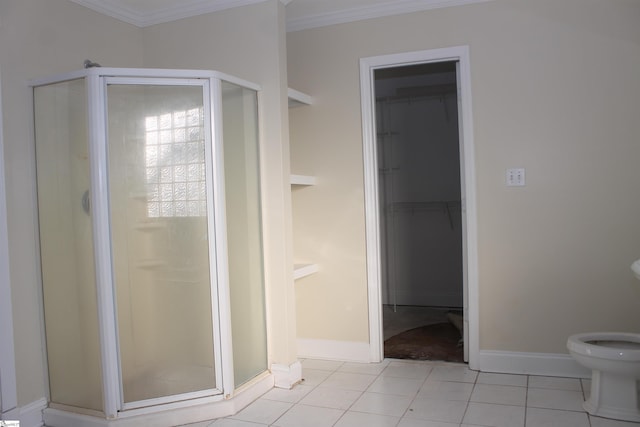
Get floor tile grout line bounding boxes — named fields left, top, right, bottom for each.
left=581, top=378, right=594, bottom=427
left=397, top=365, right=432, bottom=422
left=459, top=368, right=479, bottom=426
left=328, top=362, right=388, bottom=427
left=267, top=362, right=330, bottom=427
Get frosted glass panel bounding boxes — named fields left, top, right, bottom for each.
left=35, top=79, right=104, bottom=411
left=221, top=82, right=267, bottom=386
left=107, top=84, right=216, bottom=403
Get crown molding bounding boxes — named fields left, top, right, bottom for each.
left=69, top=0, right=491, bottom=30
left=286, top=0, right=493, bottom=32
left=70, top=0, right=289, bottom=28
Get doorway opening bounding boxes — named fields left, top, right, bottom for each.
left=375, top=61, right=463, bottom=362
left=360, top=46, right=478, bottom=367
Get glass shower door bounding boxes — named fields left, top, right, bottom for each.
left=221, top=81, right=267, bottom=387
left=35, top=78, right=105, bottom=413
left=106, top=80, right=220, bottom=406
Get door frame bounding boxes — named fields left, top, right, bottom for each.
left=360, top=46, right=479, bottom=369
left=0, top=65, right=19, bottom=418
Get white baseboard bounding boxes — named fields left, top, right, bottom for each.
left=271, top=361, right=302, bottom=389
left=2, top=407, right=20, bottom=424
left=297, top=338, right=370, bottom=363
left=478, top=350, right=591, bottom=378
left=12, top=397, right=47, bottom=427
left=296, top=340, right=590, bottom=379
left=43, top=374, right=274, bottom=427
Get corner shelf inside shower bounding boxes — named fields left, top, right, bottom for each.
left=134, top=221, right=167, bottom=232
left=289, top=88, right=319, bottom=281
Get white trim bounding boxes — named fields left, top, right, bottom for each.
left=290, top=174, right=317, bottom=186
left=360, top=54, right=383, bottom=363
left=69, top=0, right=286, bottom=28
left=478, top=351, right=591, bottom=379
left=293, top=263, right=318, bottom=280
left=0, top=68, right=18, bottom=417
left=271, top=361, right=302, bottom=389
left=360, top=46, right=479, bottom=367
left=68, top=0, right=493, bottom=32
left=297, top=339, right=370, bottom=362
left=43, top=374, right=274, bottom=427
left=287, top=0, right=494, bottom=32
left=30, top=68, right=261, bottom=93
left=88, top=74, right=121, bottom=417
left=287, top=88, right=313, bottom=107
left=17, top=398, right=47, bottom=427
left=457, top=51, right=479, bottom=367
left=209, top=77, right=235, bottom=397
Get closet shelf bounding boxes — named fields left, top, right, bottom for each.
left=290, top=174, right=317, bottom=186
left=288, top=88, right=313, bottom=108
left=294, top=263, right=318, bottom=280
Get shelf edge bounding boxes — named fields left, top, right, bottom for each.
left=290, top=174, right=317, bottom=186
left=288, top=88, right=313, bottom=107
left=294, top=263, right=319, bottom=280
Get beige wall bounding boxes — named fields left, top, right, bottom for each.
left=288, top=0, right=640, bottom=352
left=0, top=0, right=144, bottom=406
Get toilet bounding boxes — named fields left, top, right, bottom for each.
left=567, top=332, right=640, bottom=422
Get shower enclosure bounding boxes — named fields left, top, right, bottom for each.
left=32, top=67, right=267, bottom=422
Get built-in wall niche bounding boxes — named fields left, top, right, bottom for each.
left=288, top=88, right=318, bottom=281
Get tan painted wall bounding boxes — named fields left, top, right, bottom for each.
left=287, top=0, right=640, bottom=352
left=0, top=0, right=144, bottom=406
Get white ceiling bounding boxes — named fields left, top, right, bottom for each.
left=69, top=0, right=491, bottom=31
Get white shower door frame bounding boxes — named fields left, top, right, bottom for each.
left=29, top=67, right=262, bottom=419
left=360, top=46, right=479, bottom=369
left=99, top=75, right=227, bottom=413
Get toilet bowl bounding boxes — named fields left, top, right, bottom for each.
left=567, top=332, right=640, bottom=422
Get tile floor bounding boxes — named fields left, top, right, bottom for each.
left=185, top=359, right=640, bottom=427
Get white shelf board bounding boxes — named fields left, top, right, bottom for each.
left=290, top=174, right=317, bottom=186
left=294, top=263, right=318, bottom=280
left=288, top=88, right=313, bottom=108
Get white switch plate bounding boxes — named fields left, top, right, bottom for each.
left=506, top=168, right=526, bottom=186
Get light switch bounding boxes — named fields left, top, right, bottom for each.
left=506, top=168, right=525, bottom=186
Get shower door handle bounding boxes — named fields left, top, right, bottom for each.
left=82, top=190, right=91, bottom=215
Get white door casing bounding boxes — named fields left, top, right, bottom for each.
left=360, top=46, right=479, bottom=368
left=0, top=66, right=19, bottom=417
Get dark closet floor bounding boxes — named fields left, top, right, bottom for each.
left=383, top=305, right=464, bottom=363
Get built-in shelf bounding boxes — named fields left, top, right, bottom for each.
left=293, top=263, right=318, bottom=280
left=290, top=174, right=317, bottom=186
left=288, top=88, right=313, bottom=108
left=290, top=88, right=317, bottom=282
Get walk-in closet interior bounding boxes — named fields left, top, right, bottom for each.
left=376, top=62, right=465, bottom=361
